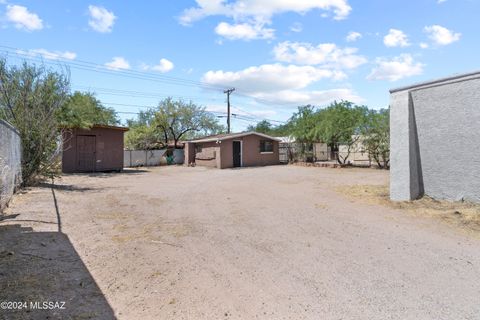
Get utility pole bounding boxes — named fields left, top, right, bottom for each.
left=224, top=88, right=235, bottom=133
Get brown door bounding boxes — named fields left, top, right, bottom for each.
left=76, top=135, right=96, bottom=172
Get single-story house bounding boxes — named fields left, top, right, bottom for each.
left=184, top=132, right=281, bottom=169
left=62, top=125, right=129, bottom=173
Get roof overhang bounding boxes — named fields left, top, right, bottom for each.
left=92, top=124, right=129, bottom=131
left=188, top=131, right=281, bottom=144
left=60, top=124, right=129, bottom=131
left=390, top=70, right=480, bottom=93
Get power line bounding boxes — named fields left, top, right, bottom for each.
left=0, top=45, right=225, bottom=91
left=0, top=45, right=300, bottom=108
left=232, top=106, right=285, bottom=124
left=0, top=45, right=291, bottom=125
left=116, top=111, right=140, bottom=115
left=100, top=101, right=286, bottom=125
left=112, top=105, right=265, bottom=124
left=71, top=85, right=225, bottom=103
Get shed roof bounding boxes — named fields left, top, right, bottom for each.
left=187, top=131, right=281, bottom=143
left=60, top=124, right=129, bottom=131
left=92, top=124, right=129, bottom=131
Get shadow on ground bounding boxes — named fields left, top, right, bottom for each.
left=0, top=182, right=117, bottom=319
left=64, top=168, right=150, bottom=179
left=0, top=225, right=116, bottom=320
left=37, top=182, right=97, bottom=192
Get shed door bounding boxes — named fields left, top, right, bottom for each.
left=76, top=135, right=96, bottom=172
left=233, top=141, right=241, bottom=167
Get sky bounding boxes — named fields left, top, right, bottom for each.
left=0, top=0, right=479, bottom=131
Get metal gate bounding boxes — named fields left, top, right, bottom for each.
left=279, top=142, right=297, bottom=163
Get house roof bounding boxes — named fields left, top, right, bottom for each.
left=187, top=131, right=281, bottom=143
left=277, top=136, right=296, bottom=143
left=390, top=70, right=480, bottom=93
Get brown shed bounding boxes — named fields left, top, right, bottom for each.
left=184, top=132, right=281, bottom=169
left=62, top=125, right=128, bottom=173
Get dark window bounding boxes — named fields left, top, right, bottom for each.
left=195, top=145, right=202, bottom=153
left=260, top=140, right=274, bottom=153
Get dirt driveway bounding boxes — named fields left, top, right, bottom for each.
left=1, top=165, right=479, bottom=319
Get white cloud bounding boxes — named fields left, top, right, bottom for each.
left=437, top=0, right=447, bottom=3
left=184, top=68, right=194, bottom=74
left=215, top=21, right=274, bottom=40
left=239, top=108, right=277, bottom=118
left=424, top=25, right=461, bottom=46
left=290, top=22, right=303, bottom=33
left=5, top=5, right=43, bottom=31
left=17, top=49, right=77, bottom=60
left=346, top=31, right=361, bottom=42
left=207, top=104, right=277, bottom=117
left=273, top=41, right=367, bottom=69
left=154, top=58, right=174, bottom=73
left=143, top=58, right=175, bottom=73
left=367, top=54, right=424, bottom=82
left=179, top=0, right=352, bottom=25
left=201, top=63, right=359, bottom=105
left=251, top=89, right=363, bottom=105
left=88, top=5, right=116, bottom=33
left=203, top=64, right=345, bottom=94
left=383, top=29, right=410, bottom=47
left=105, top=57, right=130, bottom=70
left=419, top=42, right=429, bottom=49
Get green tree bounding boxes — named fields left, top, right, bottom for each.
left=56, top=91, right=118, bottom=128
left=362, top=108, right=390, bottom=169
left=125, top=98, right=224, bottom=150
left=125, top=110, right=166, bottom=150
left=288, top=105, right=318, bottom=143
left=246, top=120, right=272, bottom=134
left=0, top=59, right=70, bottom=186
left=315, top=101, right=368, bottom=164
left=154, top=98, right=223, bottom=148
left=246, top=120, right=292, bottom=136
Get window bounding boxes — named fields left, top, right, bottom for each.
left=195, top=145, right=202, bottom=153
left=260, top=140, right=273, bottom=153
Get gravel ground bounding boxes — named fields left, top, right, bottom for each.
left=1, top=165, right=479, bottom=320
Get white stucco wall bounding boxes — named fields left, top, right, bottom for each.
left=390, top=72, right=480, bottom=202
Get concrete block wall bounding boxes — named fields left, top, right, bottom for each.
left=124, top=150, right=167, bottom=167
left=0, top=120, right=22, bottom=211
left=390, top=71, right=480, bottom=202
left=123, top=149, right=184, bottom=167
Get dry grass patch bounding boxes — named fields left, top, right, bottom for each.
left=110, top=221, right=193, bottom=244
left=95, top=212, right=131, bottom=220
left=339, top=184, right=480, bottom=233
left=314, top=203, right=328, bottom=210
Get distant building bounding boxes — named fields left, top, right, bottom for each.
left=62, top=125, right=128, bottom=173
left=184, top=132, right=280, bottom=169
